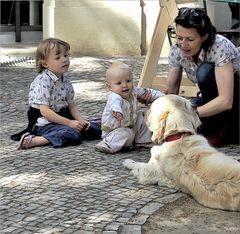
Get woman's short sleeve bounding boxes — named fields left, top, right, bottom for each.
left=209, top=35, right=239, bottom=67
left=168, top=44, right=182, bottom=70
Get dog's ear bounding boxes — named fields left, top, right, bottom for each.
left=159, top=111, right=169, bottom=122
left=145, top=107, right=151, bottom=128
left=185, top=100, right=202, bottom=132
left=151, top=111, right=169, bottom=143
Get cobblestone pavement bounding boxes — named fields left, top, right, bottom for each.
left=0, top=52, right=240, bottom=234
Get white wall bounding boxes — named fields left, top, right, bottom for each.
left=40, top=0, right=233, bottom=56
left=205, top=1, right=232, bottom=30
left=43, top=0, right=144, bottom=56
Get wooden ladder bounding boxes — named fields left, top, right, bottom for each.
left=138, top=0, right=198, bottom=97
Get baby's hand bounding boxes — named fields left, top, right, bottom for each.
left=112, top=111, right=123, bottom=121
left=138, top=90, right=153, bottom=104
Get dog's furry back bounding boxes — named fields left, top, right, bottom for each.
left=165, top=135, right=240, bottom=211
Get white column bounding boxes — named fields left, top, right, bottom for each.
left=43, top=0, right=55, bottom=38
left=30, top=0, right=39, bottom=25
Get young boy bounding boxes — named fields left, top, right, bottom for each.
left=95, top=62, right=165, bottom=154
left=17, top=38, right=101, bottom=149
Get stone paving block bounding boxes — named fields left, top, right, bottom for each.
left=1, top=227, right=18, bottom=233
left=120, top=224, right=142, bottom=234
left=72, top=231, right=94, bottom=234
left=128, top=214, right=149, bottom=225
left=139, top=202, right=164, bottom=215
left=155, top=192, right=185, bottom=204
left=105, top=221, right=124, bottom=231
left=121, top=212, right=135, bottom=219
left=102, top=231, right=118, bottom=234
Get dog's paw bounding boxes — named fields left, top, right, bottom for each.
left=123, top=159, right=136, bottom=169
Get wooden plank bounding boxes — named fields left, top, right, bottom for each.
left=153, top=75, right=198, bottom=97
left=138, top=0, right=179, bottom=88
left=139, top=0, right=198, bottom=90
left=176, top=0, right=197, bottom=3
left=138, top=7, right=170, bottom=88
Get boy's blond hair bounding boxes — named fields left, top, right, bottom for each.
left=35, top=38, right=70, bottom=73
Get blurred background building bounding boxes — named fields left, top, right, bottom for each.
left=0, top=0, right=239, bottom=56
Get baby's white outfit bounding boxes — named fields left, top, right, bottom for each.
left=97, top=87, right=164, bottom=153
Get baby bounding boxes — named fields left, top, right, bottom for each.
left=95, top=62, right=165, bottom=153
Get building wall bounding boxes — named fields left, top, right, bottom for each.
left=206, top=1, right=232, bottom=30
left=42, top=0, right=233, bottom=57
left=43, top=0, right=157, bottom=56
left=1, top=0, right=234, bottom=56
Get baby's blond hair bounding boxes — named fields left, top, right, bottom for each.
left=106, top=62, right=132, bottom=83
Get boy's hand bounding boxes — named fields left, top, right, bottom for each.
left=80, top=119, right=91, bottom=130
left=138, top=90, right=153, bottom=104
left=68, top=119, right=90, bottom=131
left=112, top=111, right=123, bottom=121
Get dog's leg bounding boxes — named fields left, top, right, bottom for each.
left=123, top=158, right=178, bottom=188
left=123, top=159, right=160, bottom=185
left=123, top=146, right=179, bottom=187
left=157, top=176, right=178, bottom=189
left=122, top=159, right=136, bottom=169
left=150, top=146, right=179, bottom=189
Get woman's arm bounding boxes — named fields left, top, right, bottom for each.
left=165, top=68, right=183, bottom=94
left=197, top=62, right=234, bottom=118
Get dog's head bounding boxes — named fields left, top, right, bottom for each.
left=146, top=94, right=202, bottom=143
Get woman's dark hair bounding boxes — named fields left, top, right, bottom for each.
left=175, top=7, right=217, bottom=51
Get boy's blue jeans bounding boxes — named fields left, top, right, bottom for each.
left=33, top=121, right=101, bottom=148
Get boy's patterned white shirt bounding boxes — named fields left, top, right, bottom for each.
left=29, top=69, right=75, bottom=126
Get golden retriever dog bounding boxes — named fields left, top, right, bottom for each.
left=123, top=95, right=240, bottom=211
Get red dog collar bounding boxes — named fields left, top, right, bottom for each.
left=164, top=132, right=192, bottom=142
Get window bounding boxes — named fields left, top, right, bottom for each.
left=0, top=0, right=43, bottom=27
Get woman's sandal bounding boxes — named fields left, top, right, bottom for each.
left=17, top=132, right=35, bottom=150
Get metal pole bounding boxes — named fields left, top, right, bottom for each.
left=15, top=1, right=21, bottom=42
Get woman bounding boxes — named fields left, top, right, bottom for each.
left=165, top=7, right=239, bottom=147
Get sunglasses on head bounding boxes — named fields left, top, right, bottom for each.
left=178, top=7, right=206, bottom=18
